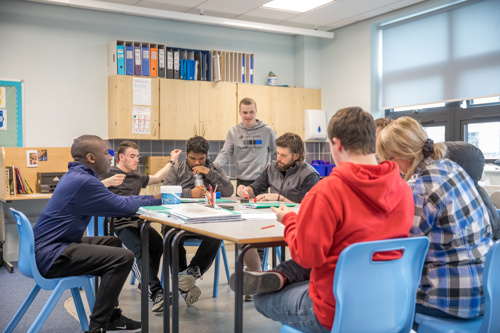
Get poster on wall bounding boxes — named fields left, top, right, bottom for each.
left=132, top=106, right=151, bottom=135
left=0, top=79, right=24, bottom=147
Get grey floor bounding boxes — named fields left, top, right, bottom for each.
left=116, top=245, right=282, bottom=333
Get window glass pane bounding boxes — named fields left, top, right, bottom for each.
left=423, top=126, right=445, bottom=143
left=393, top=102, right=445, bottom=112
left=465, top=122, right=500, bottom=159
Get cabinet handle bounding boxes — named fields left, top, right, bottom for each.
left=202, top=123, right=206, bottom=136
left=194, top=124, right=197, bottom=136
left=153, top=123, right=157, bottom=137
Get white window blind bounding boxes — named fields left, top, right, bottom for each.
left=380, top=0, right=500, bottom=109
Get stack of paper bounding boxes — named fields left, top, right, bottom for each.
left=137, top=205, right=171, bottom=219
left=170, top=205, right=243, bottom=224
left=242, top=203, right=296, bottom=209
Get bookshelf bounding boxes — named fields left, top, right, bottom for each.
left=1, top=147, right=71, bottom=201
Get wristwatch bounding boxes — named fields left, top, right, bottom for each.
left=168, top=160, right=176, bottom=165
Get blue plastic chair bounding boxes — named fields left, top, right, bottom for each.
left=129, top=238, right=231, bottom=298
left=281, top=236, right=430, bottom=333
left=262, top=247, right=282, bottom=271
left=6, top=208, right=95, bottom=333
left=415, top=240, right=500, bottom=333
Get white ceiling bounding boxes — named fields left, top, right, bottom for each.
left=93, top=0, right=426, bottom=31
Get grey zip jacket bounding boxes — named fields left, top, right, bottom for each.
left=214, top=120, right=277, bottom=181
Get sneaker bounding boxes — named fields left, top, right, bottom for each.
left=229, top=271, right=283, bottom=295
left=180, top=285, right=201, bottom=306
left=152, top=291, right=164, bottom=312
left=178, top=265, right=202, bottom=292
left=107, top=309, right=141, bottom=332
left=244, top=294, right=253, bottom=302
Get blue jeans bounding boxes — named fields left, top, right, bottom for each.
left=253, top=260, right=329, bottom=333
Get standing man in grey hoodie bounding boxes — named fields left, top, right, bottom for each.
left=214, top=97, right=277, bottom=189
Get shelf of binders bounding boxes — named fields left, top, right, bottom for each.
left=108, top=40, right=211, bottom=81
left=210, top=50, right=254, bottom=84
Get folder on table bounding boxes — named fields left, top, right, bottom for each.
left=142, top=45, right=150, bottom=76
left=173, top=50, right=180, bottom=79
left=116, top=45, right=125, bottom=75
left=125, top=44, right=134, bottom=75
left=167, top=49, right=174, bottom=79
left=134, top=45, right=142, bottom=75
left=150, top=46, right=157, bottom=77
left=158, top=46, right=166, bottom=78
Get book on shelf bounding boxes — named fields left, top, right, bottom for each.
left=5, top=166, right=33, bottom=195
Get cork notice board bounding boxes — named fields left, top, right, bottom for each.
left=144, top=156, right=171, bottom=175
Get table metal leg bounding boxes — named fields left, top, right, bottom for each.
left=140, top=221, right=151, bottom=333
left=162, top=228, right=179, bottom=333
left=171, top=230, right=186, bottom=333
left=235, top=244, right=252, bottom=333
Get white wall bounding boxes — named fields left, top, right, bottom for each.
left=0, top=0, right=302, bottom=147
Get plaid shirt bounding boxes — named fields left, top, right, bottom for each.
left=408, top=158, right=492, bottom=318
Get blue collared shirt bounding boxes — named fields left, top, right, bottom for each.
left=409, top=158, right=492, bottom=318
left=33, top=162, right=161, bottom=276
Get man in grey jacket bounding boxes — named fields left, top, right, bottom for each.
left=163, top=136, right=233, bottom=305
left=237, top=132, right=320, bottom=204
left=214, top=97, right=277, bottom=188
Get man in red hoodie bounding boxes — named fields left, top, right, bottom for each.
left=244, top=107, right=415, bottom=332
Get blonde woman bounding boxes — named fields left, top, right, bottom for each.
left=376, top=116, right=492, bottom=328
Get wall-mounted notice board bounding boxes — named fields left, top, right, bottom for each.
left=0, top=79, right=24, bottom=147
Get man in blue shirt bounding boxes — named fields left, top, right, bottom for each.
left=33, top=135, right=160, bottom=333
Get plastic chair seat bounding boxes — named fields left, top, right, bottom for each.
left=6, top=208, right=95, bottom=333
left=415, top=313, right=482, bottom=333
left=281, top=237, right=430, bottom=333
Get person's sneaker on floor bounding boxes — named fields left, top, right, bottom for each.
left=180, top=285, right=202, bottom=306
left=107, top=308, right=141, bottom=332
left=178, top=265, right=202, bottom=292
left=244, top=294, right=253, bottom=302
left=229, top=271, right=284, bottom=295
left=151, top=290, right=164, bottom=312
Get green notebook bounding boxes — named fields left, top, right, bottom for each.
left=140, top=205, right=171, bottom=211
left=243, top=203, right=296, bottom=209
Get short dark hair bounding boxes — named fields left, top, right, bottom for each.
left=71, top=134, right=103, bottom=160
left=117, top=140, right=138, bottom=156
left=374, top=118, right=392, bottom=129
left=239, top=97, right=257, bottom=110
left=186, top=136, right=209, bottom=155
left=328, top=107, right=376, bottom=154
left=275, top=132, right=305, bottom=165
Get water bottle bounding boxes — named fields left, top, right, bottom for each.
left=194, top=174, right=204, bottom=187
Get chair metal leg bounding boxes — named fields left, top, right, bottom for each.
left=221, top=241, right=231, bottom=283
left=262, top=248, right=269, bottom=271
left=4, top=284, right=41, bottom=333
left=213, top=247, right=221, bottom=297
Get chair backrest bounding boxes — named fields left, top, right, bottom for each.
left=331, top=236, right=430, bottom=333
left=10, top=208, right=42, bottom=281
left=478, top=240, right=500, bottom=333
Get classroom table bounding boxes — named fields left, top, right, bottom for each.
left=138, top=200, right=292, bottom=333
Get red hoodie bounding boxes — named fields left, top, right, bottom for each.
left=282, top=160, right=414, bottom=330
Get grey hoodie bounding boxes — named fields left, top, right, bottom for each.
left=214, top=120, right=277, bottom=181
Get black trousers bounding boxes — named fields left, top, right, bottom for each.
left=114, top=224, right=163, bottom=298
left=236, top=178, right=254, bottom=188
left=161, top=225, right=222, bottom=275
left=45, top=236, right=133, bottom=331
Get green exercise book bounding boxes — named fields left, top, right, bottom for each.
left=180, top=198, right=238, bottom=203
left=243, top=203, right=296, bottom=209
left=137, top=205, right=171, bottom=219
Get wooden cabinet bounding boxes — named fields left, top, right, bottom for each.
left=237, top=84, right=321, bottom=138
left=159, top=80, right=237, bottom=140
left=108, top=75, right=160, bottom=140
left=108, top=75, right=321, bottom=140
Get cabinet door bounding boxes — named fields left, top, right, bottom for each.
left=271, top=87, right=304, bottom=138
left=237, top=84, right=274, bottom=129
left=159, top=79, right=200, bottom=140
left=303, top=88, right=322, bottom=110
left=199, top=82, right=237, bottom=140
left=108, top=75, right=159, bottom=140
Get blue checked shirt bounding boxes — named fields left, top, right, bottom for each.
left=408, top=158, right=492, bottom=318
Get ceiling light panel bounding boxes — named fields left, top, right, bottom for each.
left=262, top=0, right=333, bottom=13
